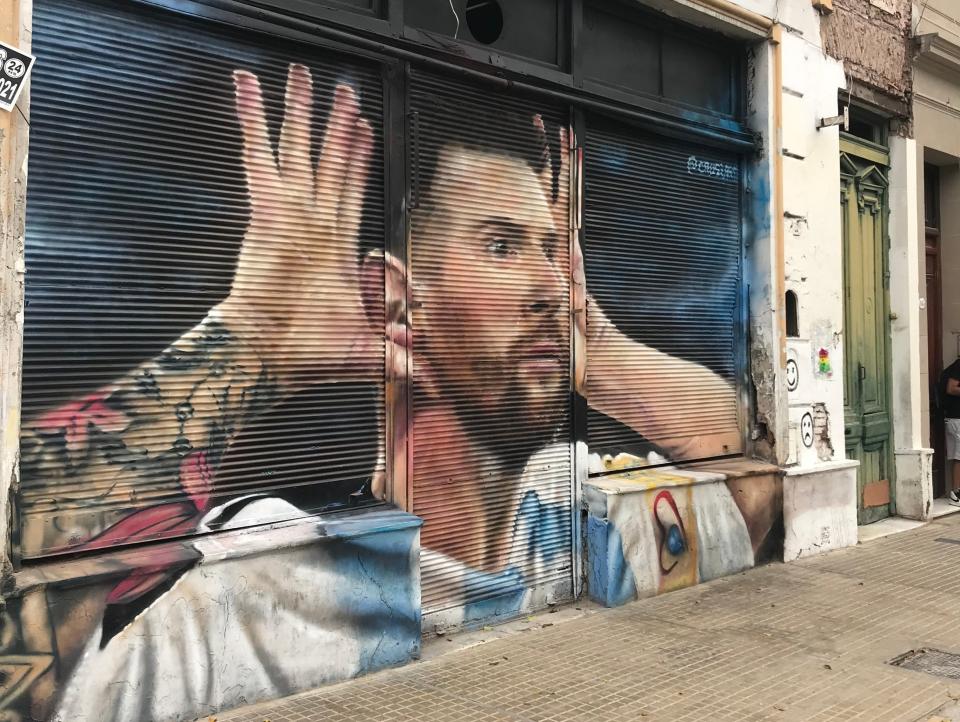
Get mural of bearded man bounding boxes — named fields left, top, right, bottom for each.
left=13, top=50, right=777, bottom=720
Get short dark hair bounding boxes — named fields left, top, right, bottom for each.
left=411, top=98, right=561, bottom=221
left=357, top=93, right=563, bottom=259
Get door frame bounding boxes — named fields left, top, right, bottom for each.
left=839, top=133, right=896, bottom=523
left=924, top=163, right=945, bottom=498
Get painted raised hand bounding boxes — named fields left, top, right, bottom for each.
left=220, top=64, right=376, bottom=387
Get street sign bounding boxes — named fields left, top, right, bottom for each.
left=0, top=42, right=35, bottom=112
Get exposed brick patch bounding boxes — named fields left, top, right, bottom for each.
left=821, top=0, right=913, bottom=113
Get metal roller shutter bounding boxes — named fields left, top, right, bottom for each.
left=409, top=70, right=574, bottom=615
left=20, top=0, right=386, bottom=558
left=584, top=118, right=742, bottom=469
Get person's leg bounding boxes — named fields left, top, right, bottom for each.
left=948, top=419, right=960, bottom=505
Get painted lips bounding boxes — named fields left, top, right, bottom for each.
left=520, top=342, right=563, bottom=372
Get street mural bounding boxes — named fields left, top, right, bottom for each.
left=586, top=467, right=783, bottom=607
left=2, top=0, right=783, bottom=720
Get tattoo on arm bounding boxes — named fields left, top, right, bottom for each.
left=20, top=309, right=281, bottom=518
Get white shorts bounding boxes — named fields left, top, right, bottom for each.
left=947, top=418, right=960, bottom=460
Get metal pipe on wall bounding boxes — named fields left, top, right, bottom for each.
left=770, top=23, right=786, bottom=372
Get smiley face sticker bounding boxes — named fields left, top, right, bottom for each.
left=801, top=412, right=815, bottom=448
left=786, top=358, right=799, bottom=392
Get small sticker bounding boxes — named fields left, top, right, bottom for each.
left=817, top=348, right=832, bottom=376
left=0, top=41, right=35, bottom=112
left=801, top=413, right=815, bottom=448
left=786, top=359, right=799, bottom=392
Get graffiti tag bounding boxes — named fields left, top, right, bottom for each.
left=687, top=155, right=738, bottom=183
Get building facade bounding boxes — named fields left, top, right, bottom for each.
left=0, top=0, right=915, bottom=720
left=819, top=0, right=930, bottom=522
left=914, top=0, right=960, bottom=508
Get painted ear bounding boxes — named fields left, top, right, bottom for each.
left=360, top=249, right=410, bottom=346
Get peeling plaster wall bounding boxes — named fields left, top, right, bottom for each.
left=744, top=32, right=781, bottom=464
left=783, top=462, right=858, bottom=560
left=779, top=17, right=848, bottom=471
left=822, top=0, right=913, bottom=114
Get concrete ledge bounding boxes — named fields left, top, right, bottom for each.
left=12, top=505, right=421, bottom=593
left=931, top=498, right=960, bottom=519
left=857, top=516, right=925, bottom=543
left=895, top=448, right=934, bottom=520
left=782, top=459, right=859, bottom=476
left=783, top=462, right=858, bottom=560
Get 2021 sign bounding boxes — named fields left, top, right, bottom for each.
left=0, top=42, right=35, bottom=112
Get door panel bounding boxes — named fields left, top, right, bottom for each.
left=840, top=140, right=893, bottom=525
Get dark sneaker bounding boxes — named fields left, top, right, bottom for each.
left=949, top=490, right=960, bottom=507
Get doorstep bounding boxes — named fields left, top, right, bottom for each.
left=857, top=501, right=960, bottom=544
left=931, top=497, right=960, bottom=519
left=857, top=516, right=926, bottom=543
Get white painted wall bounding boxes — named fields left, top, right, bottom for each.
left=779, top=19, right=848, bottom=471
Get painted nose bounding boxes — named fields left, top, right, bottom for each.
left=528, top=253, right=564, bottom=316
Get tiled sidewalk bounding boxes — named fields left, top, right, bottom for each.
left=212, top=514, right=960, bottom=722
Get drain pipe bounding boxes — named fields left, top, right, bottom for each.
left=770, top=23, right=786, bottom=370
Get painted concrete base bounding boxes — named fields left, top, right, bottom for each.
left=895, top=448, right=935, bottom=520
left=584, top=460, right=782, bottom=608
left=782, top=460, right=859, bottom=560
left=6, top=507, right=422, bottom=722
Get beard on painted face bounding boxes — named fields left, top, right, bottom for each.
left=412, top=146, right=567, bottom=447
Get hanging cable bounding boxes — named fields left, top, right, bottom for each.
left=448, top=0, right=460, bottom=38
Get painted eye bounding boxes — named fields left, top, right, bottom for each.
left=666, top=524, right=685, bottom=556
left=542, top=236, right=557, bottom=261
left=487, top=237, right=512, bottom=257
left=653, top=490, right=688, bottom=575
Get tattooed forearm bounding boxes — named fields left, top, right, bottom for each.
left=19, top=308, right=282, bottom=537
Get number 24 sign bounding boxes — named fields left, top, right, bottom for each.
left=0, top=41, right=35, bottom=113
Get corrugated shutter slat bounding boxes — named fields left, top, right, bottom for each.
left=584, top=120, right=743, bottom=468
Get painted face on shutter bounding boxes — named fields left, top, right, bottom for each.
left=412, top=144, right=566, bottom=434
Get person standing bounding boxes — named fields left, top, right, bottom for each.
left=942, top=357, right=960, bottom=505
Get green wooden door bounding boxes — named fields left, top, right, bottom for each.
left=840, top=137, right=894, bottom=525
